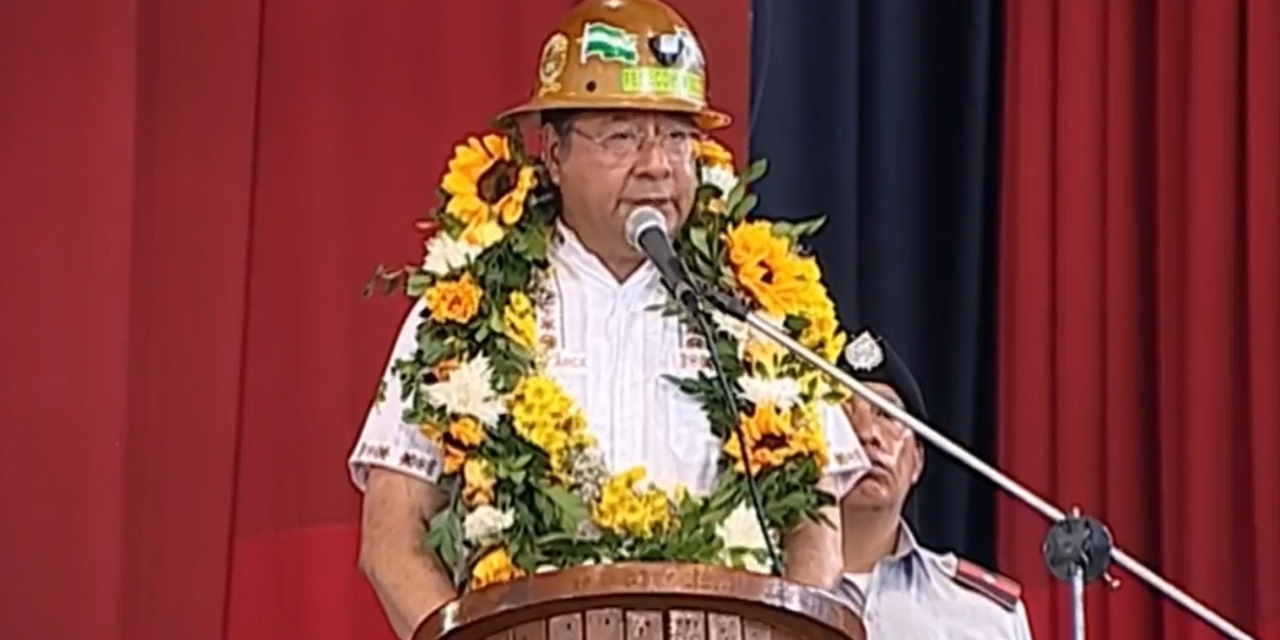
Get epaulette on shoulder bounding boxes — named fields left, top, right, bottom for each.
left=952, top=558, right=1022, bottom=611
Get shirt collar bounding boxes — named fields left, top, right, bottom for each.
left=551, top=219, right=660, bottom=297
left=888, top=521, right=924, bottom=561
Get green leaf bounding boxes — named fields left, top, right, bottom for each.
left=743, top=158, right=769, bottom=184
left=511, top=537, right=538, bottom=573
left=770, top=216, right=827, bottom=242
left=795, top=216, right=827, bottom=236
left=536, top=532, right=578, bottom=545
left=526, top=226, right=550, bottom=259
left=425, top=508, right=464, bottom=574
left=730, top=193, right=759, bottom=220
left=541, top=484, right=590, bottom=532
left=783, top=314, right=810, bottom=334
left=725, top=181, right=748, bottom=217
left=708, top=485, right=743, bottom=514
left=406, top=271, right=434, bottom=296
left=688, top=225, right=712, bottom=259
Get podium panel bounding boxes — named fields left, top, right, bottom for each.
left=415, top=564, right=864, bottom=640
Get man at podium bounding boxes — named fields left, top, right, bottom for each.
left=835, top=327, right=1034, bottom=640
left=347, top=0, right=868, bottom=638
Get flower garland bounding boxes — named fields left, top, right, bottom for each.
left=368, top=123, right=849, bottom=591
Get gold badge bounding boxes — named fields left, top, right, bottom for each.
left=538, top=33, right=569, bottom=96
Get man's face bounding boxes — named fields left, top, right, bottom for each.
left=841, top=382, right=924, bottom=513
left=542, top=110, right=699, bottom=264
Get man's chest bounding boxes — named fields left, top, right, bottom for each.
left=534, top=272, right=717, bottom=490
left=841, top=576, right=1018, bottom=640
left=537, top=272, right=709, bottom=375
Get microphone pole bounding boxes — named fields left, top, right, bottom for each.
left=700, top=286, right=1257, bottom=640
left=624, top=207, right=786, bottom=577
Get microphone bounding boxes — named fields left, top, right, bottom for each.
left=624, top=207, right=699, bottom=310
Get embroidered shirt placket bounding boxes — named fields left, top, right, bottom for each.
left=607, top=291, right=624, bottom=466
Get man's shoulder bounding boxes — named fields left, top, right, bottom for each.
left=947, top=556, right=1024, bottom=612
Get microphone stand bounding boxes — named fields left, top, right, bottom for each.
left=700, top=287, right=1257, bottom=640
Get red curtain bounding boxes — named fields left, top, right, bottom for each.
left=998, top=2, right=1280, bottom=640
left=0, top=2, right=748, bottom=639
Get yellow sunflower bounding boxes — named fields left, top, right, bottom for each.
left=496, top=165, right=537, bottom=226
left=695, top=138, right=735, bottom=169
left=508, top=375, right=594, bottom=475
left=462, top=457, right=495, bottom=507
left=799, top=305, right=847, bottom=364
left=502, top=291, right=537, bottom=349
left=723, top=403, right=829, bottom=473
left=424, top=272, right=483, bottom=324
left=440, top=134, right=536, bottom=248
left=724, top=221, right=828, bottom=318
left=426, top=415, right=486, bottom=475
left=470, top=546, right=525, bottom=590
left=592, top=467, right=674, bottom=539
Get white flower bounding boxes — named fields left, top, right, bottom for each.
left=421, top=232, right=482, bottom=276
left=738, top=375, right=802, bottom=410
left=711, top=308, right=750, bottom=343
left=711, top=309, right=784, bottom=358
left=701, top=164, right=738, bottom=195
left=566, top=447, right=609, bottom=504
left=718, top=504, right=772, bottom=574
left=463, top=505, right=513, bottom=546
left=422, top=355, right=506, bottom=425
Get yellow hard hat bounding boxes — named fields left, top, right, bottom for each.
left=497, top=0, right=731, bottom=130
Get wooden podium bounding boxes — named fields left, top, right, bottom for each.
left=414, top=563, right=865, bottom=640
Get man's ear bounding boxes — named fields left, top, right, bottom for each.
left=909, top=440, right=925, bottom=485
left=541, top=124, right=564, bottom=186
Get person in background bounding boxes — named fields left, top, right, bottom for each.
left=835, top=327, right=1035, bottom=640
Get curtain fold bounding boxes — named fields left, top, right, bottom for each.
left=997, top=2, right=1280, bottom=639
left=0, top=2, right=749, bottom=639
left=748, top=0, right=1004, bottom=563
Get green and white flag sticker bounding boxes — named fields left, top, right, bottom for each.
left=580, top=21, right=640, bottom=65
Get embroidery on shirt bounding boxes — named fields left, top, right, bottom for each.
left=550, top=352, right=588, bottom=368
left=683, top=331, right=706, bottom=351
left=357, top=442, right=391, bottom=461
left=398, top=450, right=440, bottom=476
left=678, top=348, right=711, bottom=371
left=536, top=271, right=565, bottom=352
left=355, top=442, right=441, bottom=476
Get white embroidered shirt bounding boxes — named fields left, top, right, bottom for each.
left=347, top=223, right=868, bottom=496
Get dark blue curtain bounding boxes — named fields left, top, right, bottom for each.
left=748, top=0, right=1003, bottom=565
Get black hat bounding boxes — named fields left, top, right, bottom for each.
left=838, top=326, right=927, bottom=421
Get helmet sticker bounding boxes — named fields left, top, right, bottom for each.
left=648, top=26, right=705, bottom=73
left=579, top=21, right=640, bottom=66
left=619, top=67, right=705, bottom=103
left=674, top=27, right=705, bottom=74
left=648, top=33, right=682, bottom=67
left=537, top=33, right=569, bottom=96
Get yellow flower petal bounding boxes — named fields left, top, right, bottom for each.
left=462, top=219, right=506, bottom=250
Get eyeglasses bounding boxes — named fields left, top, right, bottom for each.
left=571, top=125, right=702, bottom=160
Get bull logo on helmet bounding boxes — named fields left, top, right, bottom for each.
left=648, top=26, right=705, bottom=74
